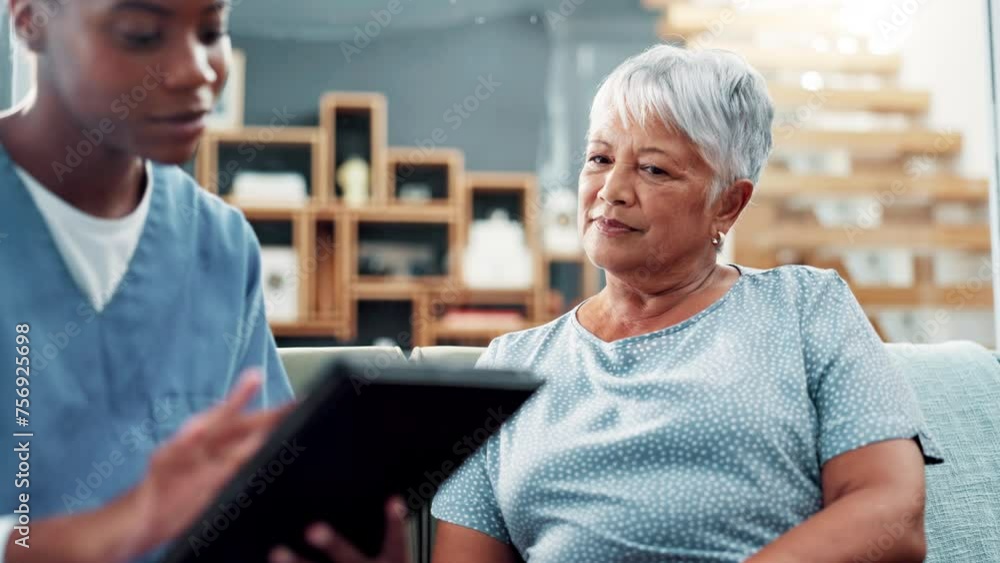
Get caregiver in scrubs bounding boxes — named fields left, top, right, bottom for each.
left=0, top=1, right=406, bottom=562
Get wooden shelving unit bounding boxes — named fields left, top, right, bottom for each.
left=772, top=129, right=963, bottom=156
left=757, top=171, right=988, bottom=201
left=712, top=43, right=902, bottom=75
left=646, top=0, right=994, bottom=342
left=758, top=224, right=991, bottom=251
left=767, top=85, right=931, bottom=115
left=198, top=91, right=572, bottom=346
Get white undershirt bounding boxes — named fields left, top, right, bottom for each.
left=14, top=162, right=153, bottom=312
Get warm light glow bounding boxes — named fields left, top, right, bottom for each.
left=837, top=36, right=860, bottom=55
left=800, top=71, right=825, bottom=91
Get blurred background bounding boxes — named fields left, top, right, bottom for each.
left=4, top=0, right=999, bottom=350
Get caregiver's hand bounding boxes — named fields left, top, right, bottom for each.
left=5, top=370, right=292, bottom=563
left=268, top=497, right=412, bottom=563
left=128, top=370, right=292, bottom=556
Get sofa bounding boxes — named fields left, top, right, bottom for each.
left=277, top=342, right=1000, bottom=563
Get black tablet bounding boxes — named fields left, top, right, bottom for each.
left=161, top=359, right=541, bottom=563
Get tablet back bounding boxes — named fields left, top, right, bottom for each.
left=162, top=360, right=541, bottom=563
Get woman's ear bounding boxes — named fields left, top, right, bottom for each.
left=713, top=178, right=754, bottom=232
left=11, top=0, right=50, bottom=54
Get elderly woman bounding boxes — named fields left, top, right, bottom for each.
left=430, top=45, right=943, bottom=563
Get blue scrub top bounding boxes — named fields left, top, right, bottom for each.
left=0, top=144, right=294, bottom=561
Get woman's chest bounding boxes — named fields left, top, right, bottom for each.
left=491, top=340, right=824, bottom=551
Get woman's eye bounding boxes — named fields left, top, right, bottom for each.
left=588, top=155, right=611, bottom=165
left=200, top=28, right=229, bottom=45
left=643, top=165, right=668, bottom=176
left=121, top=32, right=163, bottom=49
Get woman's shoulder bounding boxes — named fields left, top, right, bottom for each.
left=739, top=264, right=847, bottom=294
left=737, top=263, right=850, bottom=305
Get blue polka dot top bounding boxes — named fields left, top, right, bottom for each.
left=432, top=265, right=943, bottom=562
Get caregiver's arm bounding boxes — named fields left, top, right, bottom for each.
left=747, top=439, right=927, bottom=563
left=432, top=521, right=522, bottom=563
left=4, top=374, right=288, bottom=563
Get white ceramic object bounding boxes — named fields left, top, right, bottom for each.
left=463, top=210, right=533, bottom=289
left=231, top=171, right=308, bottom=206
left=338, top=155, right=371, bottom=208
left=259, top=246, right=300, bottom=322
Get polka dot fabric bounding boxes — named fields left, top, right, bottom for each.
left=432, top=265, right=943, bottom=562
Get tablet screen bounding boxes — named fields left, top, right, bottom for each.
left=162, top=360, right=541, bottom=563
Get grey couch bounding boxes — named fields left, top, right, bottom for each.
left=278, top=342, right=1000, bottom=562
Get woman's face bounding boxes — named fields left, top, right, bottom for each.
left=31, top=0, right=230, bottom=164
left=579, top=105, right=720, bottom=279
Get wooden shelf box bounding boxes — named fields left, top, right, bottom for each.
left=387, top=147, right=464, bottom=211
left=197, top=127, right=323, bottom=206
left=461, top=172, right=546, bottom=320
left=320, top=92, right=388, bottom=206
left=354, top=299, right=416, bottom=348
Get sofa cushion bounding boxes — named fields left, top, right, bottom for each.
left=408, top=346, right=486, bottom=369
left=278, top=346, right=406, bottom=396
left=886, top=341, right=1000, bottom=562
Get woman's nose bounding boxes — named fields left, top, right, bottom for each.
left=597, top=165, right=636, bottom=206
left=161, top=40, right=219, bottom=92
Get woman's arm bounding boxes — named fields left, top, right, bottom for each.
left=432, top=521, right=522, bottom=563
left=747, top=439, right=927, bottom=563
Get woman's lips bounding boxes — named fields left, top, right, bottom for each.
left=149, top=112, right=208, bottom=141
left=594, top=217, right=639, bottom=237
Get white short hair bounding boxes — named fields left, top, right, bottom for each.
left=589, top=44, right=774, bottom=202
